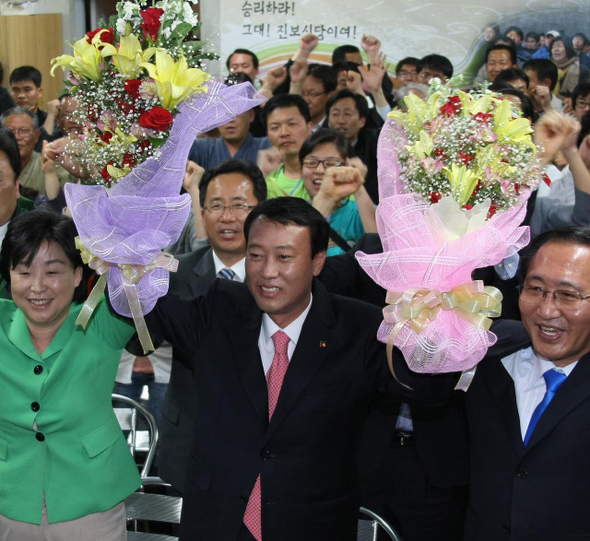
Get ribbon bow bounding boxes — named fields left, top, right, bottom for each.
left=75, top=236, right=179, bottom=353
left=382, top=280, right=502, bottom=386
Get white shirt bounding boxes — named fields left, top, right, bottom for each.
left=212, top=252, right=246, bottom=282
left=0, top=222, right=8, bottom=247
left=258, top=295, right=313, bottom=375
left=501, top=346, right=577, bottom=439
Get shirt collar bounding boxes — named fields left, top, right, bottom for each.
left=211, top=251, right=246, bottom=282
left=260, top=294, right=313, bottom=347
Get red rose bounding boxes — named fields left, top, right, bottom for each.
left=122, top=152, right=137, bottom=169
left=458, top=152, right=474, bottom=166
left=86, top=27, right=115, bottom=48
left=429, top=191, right=442, bottom=203
left=100, top=131, right=113, bottom=144
left=115, top=96, right=136, bottom=116
left=101, top=161, right=115, bottom=182
left=441, top=95, right=462, bottom=117
left=139, top=107, right=173, bottom=131
left=473, top=112, right=493, bottom=123
left=140, top=7, right=164, bottom=42
left=487, top=205, right=498, bottom=219
left=124, top=79, right=142, bottom=100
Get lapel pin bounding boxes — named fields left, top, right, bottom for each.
left=319, top=340, right=326, bottom=348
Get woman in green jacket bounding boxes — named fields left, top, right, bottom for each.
left=0, top=206, right=140, bottom=539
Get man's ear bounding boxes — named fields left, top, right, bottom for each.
left=312, top=250, right=326, bottom=276
left=359, top=116, right=366, bottom=129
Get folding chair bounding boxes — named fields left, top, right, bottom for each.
left=358, top=506, right=403, bottom=541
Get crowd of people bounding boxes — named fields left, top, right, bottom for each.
left=0, top=20, right=590, bottom=541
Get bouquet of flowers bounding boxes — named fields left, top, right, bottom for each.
left=51, top=0, right=214, bottom=185
left=52, top=0, right=267, bottom=351
left=356, top=83, right=541, bottom=385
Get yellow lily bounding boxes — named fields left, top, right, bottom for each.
left=106, top=163, right=131, bottom=180
left=409, top=131, right=434, bottom=160
left=445, top=163, right=480, bottom=205
left=100, top=35, right=156, bottom=78
left=469, top=94, right=497, bottom=116
left=140, top=50, right=209, bottom=110
left=51, top=38, right=103, bottom=82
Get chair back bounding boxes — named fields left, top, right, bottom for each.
left=112, top=393, right=159, bottom=478
left=358, top=506, right=402, bottom=541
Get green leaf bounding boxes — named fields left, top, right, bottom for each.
left=147, top=135, right=167, bottom=148
left=171, top=22, right=193, bottom=41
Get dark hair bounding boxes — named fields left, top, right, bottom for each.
left=504, top=26, right=524, bottom=41
left=9, top=65, right=42, bottom=88
left=550, top=36, right=576, bottom=60
left=298, top=128, right=355, bottom=166
left=244, top=197, right=329, bottom=257
left=520, top=227, right=590, bottom=281
left=525, top=31, right=540, bottom=43
left=332, top=44, right=361, bottom=64
left=485, top=44, right=517, bottom=66
left=577, top=109, right=590, bottom=147
left=325, top=89, right=368, bottom=119
left=305, top=65, right=338, bottom=94
left=573, top=32, right=589, bottom=47
left=198, top=159, right=267, bottom=208
left=0, top=128, right=21, bottom=179
left=331, top=60, right=361, bottom=77
left=419, top=54, right=454, bottom=79
left=0, top=106, right=39, bottom=130
left=572, top=80, right=590, bottom=109
left=0, top=211, right=88, bottom=303
left=226, top=49, right=259, bottom=71
left=396, top=57, right=421, bottom=76
left=494, top=88, right=537, bottom=124
left=264, top=94, right=311, bottom=126
left=490, top=67, right=529, bottom=90
left=522, top=58, right=558, bottom=91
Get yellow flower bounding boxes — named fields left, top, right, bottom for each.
left=100, top=35, right=156, bottom=78
left=106, top=163, right=131, bottom=180
left=445, top=163, right=480, bottom=205
left=51, top=38, right=103, bottom=82
left=140, top=50, right=209, bottom=110
left=409, top=131, right=434, bottom=159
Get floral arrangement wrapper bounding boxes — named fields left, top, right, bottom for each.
left=65, top=81, right=266, bottom=349
left=356, top=89, right=538, bottom=381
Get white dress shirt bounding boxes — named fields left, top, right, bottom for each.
left=258, top=295, right=313, bottom=375
left=212, top=252, right=246, bottom=282
left=501, top=346, right=577, bottom=440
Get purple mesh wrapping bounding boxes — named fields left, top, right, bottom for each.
left=65, top=80, right=266, bottom=317
left=356, top=118, right=531, bottom=373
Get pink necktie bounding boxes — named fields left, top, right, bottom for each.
left=243, top=331, right=290, bottom=541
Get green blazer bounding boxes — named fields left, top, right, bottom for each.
left=0, top=298, right=141, bottom=524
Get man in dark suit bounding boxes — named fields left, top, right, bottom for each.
left=147, top=198, right=439, bottom=540
left=157, top=159, right=267, bottom=492
left=395, top=226, right=590, bottom=540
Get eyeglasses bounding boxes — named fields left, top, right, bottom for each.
left=575, top=100, right=590, bottom=110
left=203, top=202, right=255, bottom=215
left=302, top=158, right=344, bottom=169
left=8, top=127, right=34, bottom=138
left=517, top=284, right=590, bottom=309
left=301, top=91, right=326, bottom=99
left=398, top=70, right=417, bottom=78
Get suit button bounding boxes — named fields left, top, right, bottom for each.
left=262, top=450, right=273, bottom=460
left=266, top=501, right=276, bottom=507
left=36, top=432, right=45, bottom=442
left=517, top=468, right=528, bottom=479
left=31, top=402, right=40, bottom=412
left=34, top=365, right=43, bottom=375
left=502, top=524, right=511, bottom=534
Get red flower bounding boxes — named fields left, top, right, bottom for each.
left=86, top=27, right=115, bottom=49
left=139, top=106, right=173, bottom=131
left=101, top=161, right=115, bottom=181
left=458, top=152, right=474, bottom=166
left=487, top=205, right=498, bottom=219
left=462, top=204, right=473, bottom=210
left=87, top=104, right=99, bottom=123
left=115, top=97, right=136, bottom=116
left=100, top=131, right=113, bottom=144
left=429, top=191, right=442, bottom=203
left=122, top=152, right=137, bottom=169
left=140, top=7, right=164, bottom=42
left=473, top=112, right=493, bottom=123
left=542, top=173, right=551, bottom=187
left=124, top=79, right=142, bottom=100
left=440, top=96, right=462, bottom=117
left=139, top=140, right=152, bottom=153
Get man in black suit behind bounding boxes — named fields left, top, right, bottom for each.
left=147, top=198, right=441, bottom=540
left=158, top=159, right=267, bottom=493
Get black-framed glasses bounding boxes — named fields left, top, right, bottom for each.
left=7, top=127, right=34, bottom=138
left=517, top=284, right=590, bottom=309
left=203, top=202, right=255, bottom=215
left=302, top=158, right=344, bottom=169
left=301, top=91, right=326, bottom=99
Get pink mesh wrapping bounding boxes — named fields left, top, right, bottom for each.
left=65, top=81, right=266, bottom=317
left=356, top=118, right=531, bottom=373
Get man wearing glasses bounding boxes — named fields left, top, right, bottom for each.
left=394, top=227, right=590, bottom=540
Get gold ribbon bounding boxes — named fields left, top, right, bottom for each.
left=382, top=280, right=503, bottom=379
left=74, top=236, right=179, bottom=354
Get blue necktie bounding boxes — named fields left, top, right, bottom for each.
left=218, top=268, right=236, bottom=281
left=523, top=369, right=567, bottom=446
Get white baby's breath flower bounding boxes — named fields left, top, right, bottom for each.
left=116, top=19, right=127, bottom=35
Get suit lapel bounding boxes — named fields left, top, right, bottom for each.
left=482, top=359, right=526, bottom=458
left=187, top=250, right=216, bottom=297
left=264, top=281, right=336, bottom=443
left=230, top=299, right=269, bottom=427
left=525, top=351, right=590, bottom=450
